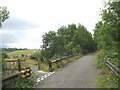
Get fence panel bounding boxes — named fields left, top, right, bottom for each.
left=3, top=59, right=25, bottom=79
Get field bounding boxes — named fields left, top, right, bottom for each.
left=7, top=49, right=40, bottom=59
left=5, top=49, right=40, bottom=68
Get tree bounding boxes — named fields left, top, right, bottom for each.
left=93, top=1, right=119, bottom=88
left=0, top=7, right=9, bottom=28
left=94, top=1, right=119, bottom=52
left=72, top=24, right=96, bottom=54
left=41, top=23, right=95, bottom=61
left=93, top=1, right=119, bottom=70
left=41, top=31, right=64, bottom=60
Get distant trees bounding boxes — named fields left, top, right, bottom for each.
left=2, top=48, right=28, bottom=52
left=41, top=23, right=96, bottom=61
left=0, top=7, right=9, bottom=28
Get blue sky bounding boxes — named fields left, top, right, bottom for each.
left=1, top=0, right=104, bottom=49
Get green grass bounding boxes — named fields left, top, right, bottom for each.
left=7, top=49, right=40, bottom=59
left=38, top=55, right=81, bottom=72
left=51, top=55, right=81, bottom=71
left=96, top=49, right=119, bottom=88
left=6, top=49, right=40, bottom=68
left=5, top=59, right=38, bottom=69
left=20, top=59, right=38, bottom=68
left=4, top=49, right=39, bottom=70
left=96, top=68, right=118, bottom=88
left=39, top=62, right=49, bottom=72
left=2, top=51, right=11, bottom=54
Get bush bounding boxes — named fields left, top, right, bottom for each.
left=2, top=52, right=8, bottom=58
left=2, top=56, right=7, bottom=72
left=96, top=49, right=119, bottom=88
left=5, top=73, right=37, bottom=88
left=96, top=49, right=107, bottom=69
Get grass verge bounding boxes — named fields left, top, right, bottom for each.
left=96, top=68, right=118, bottom=88
left=39, top=55, right=81, bottom=72
left=96, top=49, right=119, bottom=88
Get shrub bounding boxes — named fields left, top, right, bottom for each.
left=96, top=49, right=107, bottom=69
left=2, top=52, right=8, bottom=58
left=5, top=73, right=37, bottom=88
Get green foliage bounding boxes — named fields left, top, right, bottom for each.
left=2, top=56, right=7, bottom=72
left=94, top=1, right=119, bottom=51
left=29, top=51, right=41, bottom=60
left=50, top=55, right=81, bottom=71
left=1, top=52, right=7, bottom=72
left=96, top=49, right=107, bottom=69
left=94, top=1, right=119, bottom=67
left=97, top=68, right=118, bottom=88
left=2, top=52, right=8, bottom=58
left=94, top=1, right=119, bottom=88
left=0, top=7, right=9, bottom=27
left=38, top=55, right=81, bottom=72
left=41, top=23, right=95, bottom=61
left=7, top=49, right=39, bottom=59
left=5, top=73, right=36, bottom=88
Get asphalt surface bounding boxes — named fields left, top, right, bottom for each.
left=35, top=53, right=98, bottom=88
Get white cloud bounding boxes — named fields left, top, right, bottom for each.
left=1, top=0, right=103, bottom=49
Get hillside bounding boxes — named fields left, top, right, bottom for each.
left=7, top=49, right=40, bottom=59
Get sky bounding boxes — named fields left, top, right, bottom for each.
left=0, top=0, right=104, bottom=49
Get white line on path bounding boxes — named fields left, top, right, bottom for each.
left=37, top=71, right=47, bottom=73
left=36, top=71, right=55, bottom=83
left=41, top=77, right=44, bottom=80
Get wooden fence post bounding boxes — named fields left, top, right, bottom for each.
left=49, top=61, right=52, bottom=72
left=18, top=59, right=21, bottom=71
left=38, top=59, right=41, bottom=70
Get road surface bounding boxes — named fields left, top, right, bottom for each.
left=35, top=53, right=98, bottom=88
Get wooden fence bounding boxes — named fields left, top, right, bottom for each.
left=5, top=59, right=25, bottom=71
left=2, top=59, right=26, bottom=81
left=48, top=54, right=79, bottom=71
left=2, top=59, right=30, bottom=88
left=2, top=72, right=21, bottom=87
left=106, top=60, right=120, bottom=79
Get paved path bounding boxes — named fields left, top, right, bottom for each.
left=35, top=53, right=98, bottom=88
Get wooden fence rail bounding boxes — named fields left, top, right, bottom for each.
left=2, top=72, right=20, bottom=87
left=48, top=54, right=79, bottom=71
left=2, top=59, right=26, bottom=87
left=106, top=60, right=120, bottom=79
left=5, top=59, right=25, bottom=71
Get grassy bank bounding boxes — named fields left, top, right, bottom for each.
left=39, top=54, right=81, bottom=72
left=96, top=49, right=119, bottom=88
